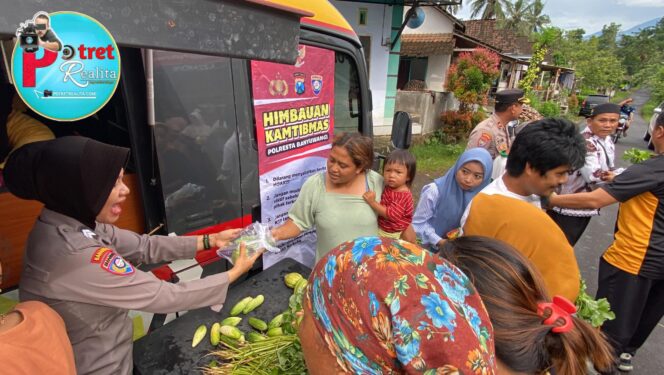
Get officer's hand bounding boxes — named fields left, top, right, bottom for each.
left=600, top=171, right=616, bottom=182
left=227, top=243, right=264, bottom=283
left=214, top=228, right=242, bottom=248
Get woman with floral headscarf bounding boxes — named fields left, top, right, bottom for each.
left=298, top=236, right=497, bottom=374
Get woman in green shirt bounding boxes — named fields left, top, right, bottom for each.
left=271, top=133, right=383, bottom=261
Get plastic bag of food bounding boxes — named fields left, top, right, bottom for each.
left=217, top=222, right=280, bottom=264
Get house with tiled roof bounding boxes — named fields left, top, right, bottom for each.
left=329, top=2, right=571, bottom=135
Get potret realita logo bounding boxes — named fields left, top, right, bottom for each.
left=11, top=11, right=121, bottom=121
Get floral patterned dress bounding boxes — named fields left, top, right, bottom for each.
left=306, top=236, right=496, bottom=374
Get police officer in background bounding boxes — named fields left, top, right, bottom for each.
left=467, top=89, right=529, bottom=160
left=3, top=136, right=263, bottom=375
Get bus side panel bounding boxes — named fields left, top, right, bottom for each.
left=230, top=59, right=259, bottom=224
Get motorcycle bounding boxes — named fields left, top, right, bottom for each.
left=612, top=105, right=635, bottom=143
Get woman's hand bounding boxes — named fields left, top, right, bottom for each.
left=213, top=228, right=242, bottom=248
left=227, top=243, right=264, bottom=283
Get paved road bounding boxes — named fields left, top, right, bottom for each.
left=574, top=89, right=664, bottom=374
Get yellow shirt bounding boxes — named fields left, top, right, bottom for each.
left=463, top=193, right=580, bottom=301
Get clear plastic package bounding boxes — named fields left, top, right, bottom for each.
left=216, top=222, right=280, bottom=264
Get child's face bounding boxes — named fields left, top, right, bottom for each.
left=383, top=162, right=409, bottom=189
left=455, top=161, right=484, bottom=191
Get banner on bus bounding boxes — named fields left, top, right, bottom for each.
left=250, top=45, right=334, bottom=268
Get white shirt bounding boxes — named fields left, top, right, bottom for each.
left=412, top=182, right=442, bottom=247
left=460, top=176, right=541, bottom=228
left=553, top=126, right=623, bottom=217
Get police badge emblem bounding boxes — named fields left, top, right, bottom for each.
left=311, top=74, right=323, bottom=95
left=294, top=72, right=305, bottom=95
left=268, top=72, right=288, bottom=96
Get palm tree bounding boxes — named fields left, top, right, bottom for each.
left=499, top=0, right=532, bottom=35
left=469, top=0, right=506, bottom=20
left=526, top=0, right=551, bottom=33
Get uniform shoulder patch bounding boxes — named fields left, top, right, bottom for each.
left=586, top=140, right=598, bottom=153
left=478, top=132, right=492, bottom=147
left=91, top=247, right=135, bottom=276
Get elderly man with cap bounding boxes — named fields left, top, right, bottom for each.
left=548, top=102, right=624, bottom=246
left=466, top=89, right=529, bottom=160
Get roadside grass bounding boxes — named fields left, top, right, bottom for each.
left=411, top=141, right=464, bottom=176
left=611, top=89, right=635, bottom=104
left=642, top=96, right=659, bottom=119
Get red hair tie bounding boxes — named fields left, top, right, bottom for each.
left=537, top=295, right=577, bottom=333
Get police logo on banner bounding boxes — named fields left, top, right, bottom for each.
left=311, top=74, right=323, bottom=96
left=294, top=72, right=305, bottom=95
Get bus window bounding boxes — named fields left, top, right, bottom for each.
left=334, top=51, right=362, bottom=134
left=151, top=51, right=243, bottom=234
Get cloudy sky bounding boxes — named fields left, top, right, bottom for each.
left=455, top=0, right=664, bottom=34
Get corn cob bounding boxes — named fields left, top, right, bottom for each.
left=192, top=324, right=207, bottom=348
left=242, top=295, right=264, bottom=314
left=248, top=317, right=268, bottom=331
left=230, top=297, right=253, bottom=316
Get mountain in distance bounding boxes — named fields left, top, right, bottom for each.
left=587, top=16, right=662, bottom=38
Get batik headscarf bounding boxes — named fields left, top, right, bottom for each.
left=306, top=236, right=496, bottom=374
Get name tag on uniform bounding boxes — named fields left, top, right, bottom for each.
left=91, top=247, right=135, bottom=276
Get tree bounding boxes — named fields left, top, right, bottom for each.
left=469, top=0, right=506, bottom=20
left=617, top=18, right=664, bottom=80
left=525, top=0, right=551, bottom=33
left=519, top=27, right=561, bottom=94
left=499, top=0, right=532, bottom=35
left=598, top=23, right=621, bottom=51
left=549, top=28, right=626, bottom=91
left=445, top=48, right=501, bottom=112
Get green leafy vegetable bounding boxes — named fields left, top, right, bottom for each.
left=575, top=279, right=615, bottom=328
left=623, top=148, right=653, bottom=164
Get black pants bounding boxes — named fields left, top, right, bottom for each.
left=547, top=210, right=592, bottom=246
left=596, top=258, right=664, bottom=355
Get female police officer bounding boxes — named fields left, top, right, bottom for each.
left=3, top=136, right=262, bottom=375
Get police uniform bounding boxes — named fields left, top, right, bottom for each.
left=19, top=209, right=231, bottom=374
left=466, top=89, right=528, bottom=159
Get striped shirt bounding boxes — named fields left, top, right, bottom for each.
left=378, top=187, right=414, bottom=233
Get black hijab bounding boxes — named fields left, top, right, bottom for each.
left=4, top=136, right=130, bottom=229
